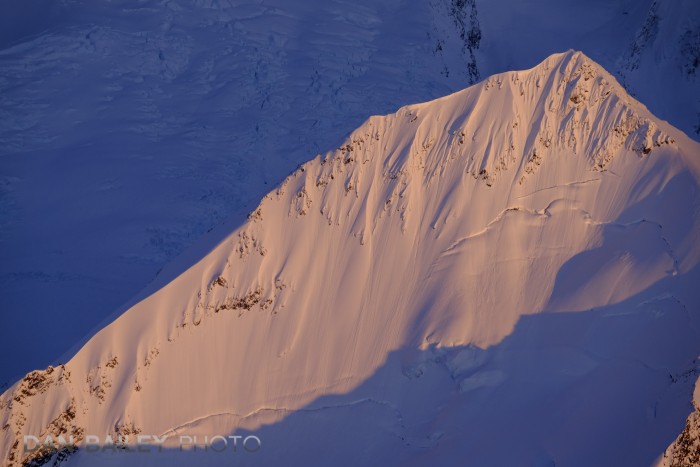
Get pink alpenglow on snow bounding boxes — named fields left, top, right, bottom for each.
left=2, top=51, right=700, bottom=467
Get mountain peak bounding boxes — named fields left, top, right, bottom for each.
left=311, top=50, right=678, bottom=200
left=2, top=51, right=700, bottom=467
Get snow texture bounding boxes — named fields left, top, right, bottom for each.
left=1, top=0, right=699, bottom=388
left=2, top=51, right=700, bottom=467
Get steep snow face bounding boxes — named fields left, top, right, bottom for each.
left=2, top=51, right=699, bottom=466
left=2, top=0, right=699, bottom=386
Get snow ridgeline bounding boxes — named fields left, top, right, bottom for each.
left=2, top=51, right=700, bottom=467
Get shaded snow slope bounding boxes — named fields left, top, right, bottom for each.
left=0, top=0, right=481, bottom=384
left=2, top=51, right=699, bottom=467
left=1, top=0, right=699, bottom=385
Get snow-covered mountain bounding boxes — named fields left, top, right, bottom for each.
left=2, top=0, right=699, bottom=387
left=2, top=51, right=699, bottom=467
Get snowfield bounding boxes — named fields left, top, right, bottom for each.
left=2, top=50, right=700, bottom=467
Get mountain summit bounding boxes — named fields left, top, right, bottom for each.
left=2, top=51, right=700, bottom=466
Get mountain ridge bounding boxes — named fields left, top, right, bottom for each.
left=4, top=0, right=700, bottom=390
left=2, top=50, right=700, bottom=467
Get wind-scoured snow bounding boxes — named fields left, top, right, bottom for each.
left=2, top=51, right=699, bottom=467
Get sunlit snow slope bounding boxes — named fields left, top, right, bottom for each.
left=2, top=51, right=700, bottom=467
left=2, top=0, right=699, bottom=386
